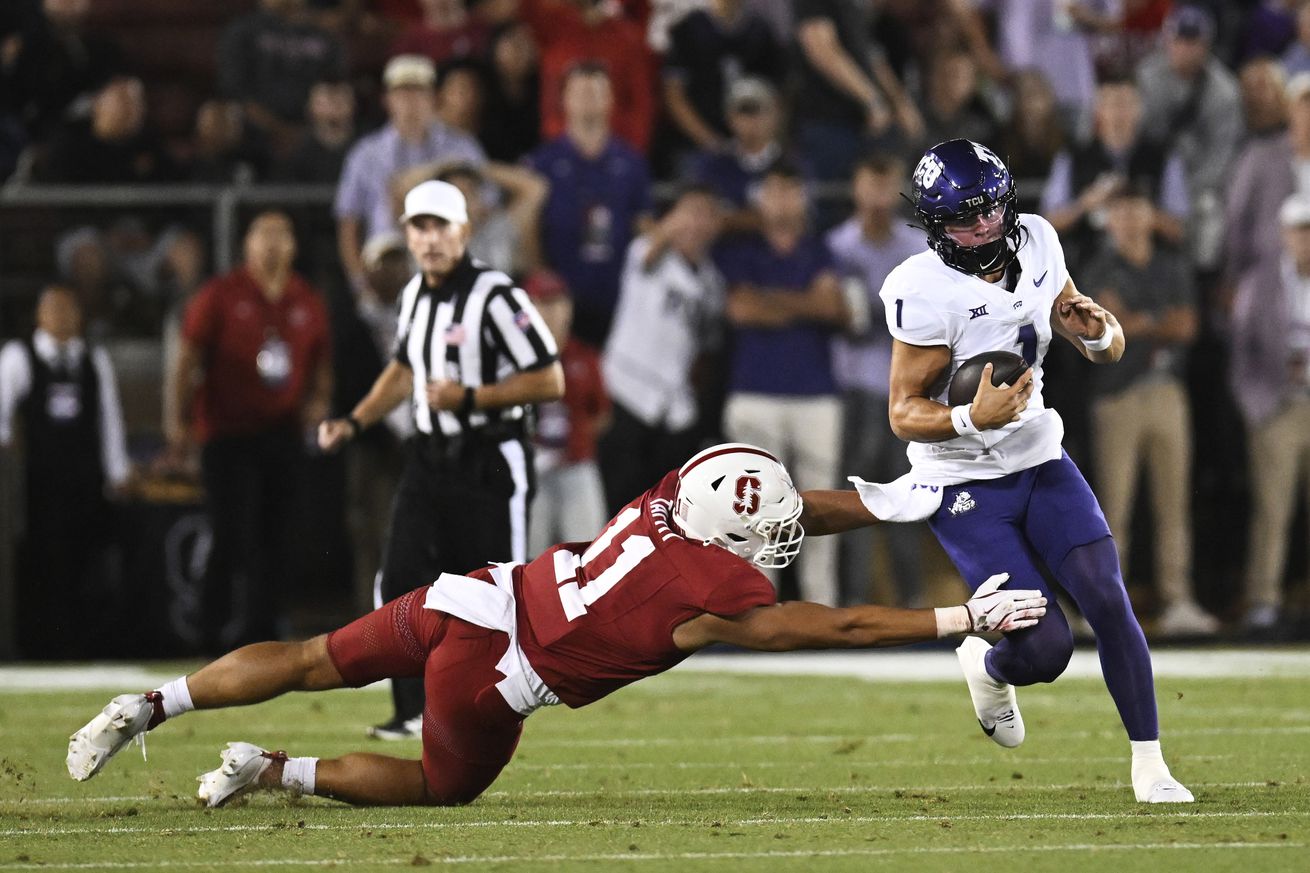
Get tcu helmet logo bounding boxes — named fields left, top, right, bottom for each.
left=972, top=142, right=1005, bottom=170
left=913, top=154, right=943, bottom=189
left=732, top=475, right=763, bottom=515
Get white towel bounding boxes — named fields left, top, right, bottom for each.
left=423, top=565, right=560, bottom=715
left=848, top=473, right=945, bottom=523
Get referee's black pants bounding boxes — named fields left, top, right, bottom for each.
left=377, top=432, right=534, bottom=724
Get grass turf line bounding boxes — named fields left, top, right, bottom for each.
left=0, top=671, right=1306, bottom=872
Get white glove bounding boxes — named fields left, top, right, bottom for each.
left=965, top=573, right=1047, bottom=633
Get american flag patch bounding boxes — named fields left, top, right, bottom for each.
left=444, top=324, right=466, bottom=345
left=514, top=310, right=532, bottom=331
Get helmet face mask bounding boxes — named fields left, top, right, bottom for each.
left=672, top=443, right=805, bottom=569
left=911, top=139, right=1024, bottom=276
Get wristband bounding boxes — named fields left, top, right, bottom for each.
left=345, top=415, right=362, bottom=438
left=1080, top=324, right=1115, bottom=352
left=950, top=404, right=980, bottom=436
left=460, top=386, right=477, bottom=415
left=934, top=605, right=971, bottom=637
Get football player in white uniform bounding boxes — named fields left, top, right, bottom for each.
left=873, top=139, right=1192, bottom=803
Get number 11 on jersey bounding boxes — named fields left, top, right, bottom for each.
left=553, top=507, right=655, bottom=621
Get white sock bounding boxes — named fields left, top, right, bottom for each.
left=281, top=757, right=318, bottom=796
left=154, top=677, right=195, bottom=720
left=1130, top=740, right=1172, bottom=793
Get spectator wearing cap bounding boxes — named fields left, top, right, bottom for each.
left=1229, top=193, right=1310, bottom=636
left=518, top=0, right=655, bottom=152
left=1082, top=184, right=1214, bottom=638
left=524, top=269, right=609, bottom=555
left=525, top=62, right=654, bottom=347
left=600, top=185, right=726, bottom=512
left=1136, top=4, right=1241, bottom=272
left=166, top=211, right=333, bottom=650
left=335, top=54, right=486, bottom=298
left=687, top=78, right=809, bottom=236
left=1226, top=71, right=1310, bottom=279
left=824, top=154, right=927, bottom=609
left=714, top=161, right=850, bottom=605
left=662, top=0, right=783, bottom=157
left=216, top=0, right=346, bottom=153
left=0, top=286, right=130, bottom=658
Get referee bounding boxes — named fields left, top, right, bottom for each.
left=320, top=180, right=564, bottom=739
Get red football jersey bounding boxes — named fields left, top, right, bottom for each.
left=514, top=470, right=777, bottom=707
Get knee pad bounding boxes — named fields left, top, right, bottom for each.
left=994, top=607, right=1073, bottom=685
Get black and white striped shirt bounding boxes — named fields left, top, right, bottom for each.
left=394, top=255, right=559, bottom=437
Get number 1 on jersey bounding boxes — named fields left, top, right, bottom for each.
left=1017, top=323, right=1037, bottom=365
left=554, top=506, right=655, bottom=621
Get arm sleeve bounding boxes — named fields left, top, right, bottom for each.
left=881, top=283, right=949, bottom=347
left=702, top=566, right=778, bottom=616
left=1027, top=214, right=1070, bottom=302
left=92, top=348, right=130, bottom=487
left=0, top=342, right=32, bottom=447
left=180, top=282, right=221, bottom=349
left=484, top=287, right=560, bottom=371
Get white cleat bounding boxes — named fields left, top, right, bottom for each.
left=1137, top=778, right=1195, bottom=804
left=197, top=742, right=284, bottom=808
left=67, top=693, right=158, bottom=782
left=956, top=636, right=1025, bottom=748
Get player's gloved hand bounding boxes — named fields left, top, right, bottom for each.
left=965, top=573, right=1047, bottom=633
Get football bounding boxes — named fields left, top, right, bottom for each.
left=947, top=350, right=1030, bottom=406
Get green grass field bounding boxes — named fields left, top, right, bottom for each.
left=1, top=653, right=1308, bottom=872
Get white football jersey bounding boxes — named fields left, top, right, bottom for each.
left=879, top=213, right=1069, bottom=485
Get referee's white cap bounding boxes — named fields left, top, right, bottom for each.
left=400, top=180, right=469, bottom=226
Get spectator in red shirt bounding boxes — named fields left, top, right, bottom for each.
left=166, top=211, right=332, bottom=651
left=392, top=0, right=491, bottom=65
left=518, top=0, right=655, bottom=152
left=524, top=269, right=609, bottom=556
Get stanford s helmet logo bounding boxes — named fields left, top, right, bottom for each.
left=732, top=475, right=762, bottom=515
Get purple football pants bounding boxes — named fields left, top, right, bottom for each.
left=929, top=452, right=1159, bottom=741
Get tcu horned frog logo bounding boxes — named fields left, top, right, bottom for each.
left=732, top=475, right=763, bottom=515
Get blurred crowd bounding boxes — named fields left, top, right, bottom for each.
left=4, top=0, right=1310, bottom=656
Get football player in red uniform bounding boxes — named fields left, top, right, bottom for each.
left=67, top=443, right=1046, bottom=807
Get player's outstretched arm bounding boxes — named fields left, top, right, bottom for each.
left=1052, top=278, right=1124, bottom=363
left=798, top=489, right=881, bottom=536
left=671, top=574, right=1046, bottom=652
